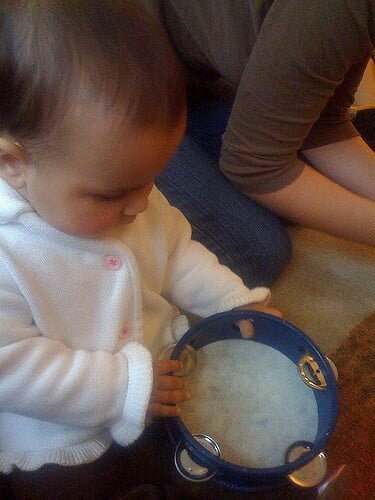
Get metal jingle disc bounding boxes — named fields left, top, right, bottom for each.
left=174, top=434, right=221, bottom=483
left=286, top=444, right=328, bottom=488
left=158, top=343, right=197, bottom=376
left=298, top=354, right=328, bottom=390
left=326, top=356, right=339, bottom=381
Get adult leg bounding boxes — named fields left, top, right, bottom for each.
left=156, top=102, right=292, bottom=287
left=0, top=472, right=12, bottom=499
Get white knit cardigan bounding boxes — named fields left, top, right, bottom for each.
left=0, top=181, right=270, bottom=473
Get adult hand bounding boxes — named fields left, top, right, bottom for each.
left=147, top=359, right=190, bottom=417
left=234, top=303, right=283, bottom=339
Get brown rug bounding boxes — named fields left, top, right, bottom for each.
left=324, top=312, right=375, bottom=499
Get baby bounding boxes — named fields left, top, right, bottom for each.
left=0, top=1, right=279, bottom=496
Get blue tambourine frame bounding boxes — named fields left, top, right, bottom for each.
left=166, top=310, right=339, bottom=491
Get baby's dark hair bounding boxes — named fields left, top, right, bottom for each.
left=0, top=0, right=185, bottom=147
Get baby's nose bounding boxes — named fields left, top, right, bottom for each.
left=122, top=184, right=152, bottom=216
left=122, top=197, right=149, bottom=216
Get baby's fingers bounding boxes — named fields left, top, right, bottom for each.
left=147, top=403, right=181, bottom=417
left=235, top=304, right=283, bottom=338
left=147, top=385, right=191, bottom=417
left=236, top=319, right=255, bottom=339
left=157, top=375, right=185, bottom=391
left=153, top=389, right=191, bottom=405
left=154, top=359, right=183, bottom=375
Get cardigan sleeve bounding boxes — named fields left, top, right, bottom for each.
left=0, top=268, right=152, bottom=443
left=157, top=190, right=271, bottom=316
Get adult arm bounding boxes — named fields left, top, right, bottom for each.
left=249, top=157, right=375, bottom=246
left=220, top=0, right=374, bottom=243
left=304, top=136, right=374, bottom=201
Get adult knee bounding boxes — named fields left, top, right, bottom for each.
left=261, top=226, right=292, bottom=285
left=234, top=223, right=292, bottom=288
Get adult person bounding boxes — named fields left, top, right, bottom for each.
left=138, top=0, right=375, bottom=287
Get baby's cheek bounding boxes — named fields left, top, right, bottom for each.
left=60, top=209, right=116, bottom=237
left=79, top=212, right=117, bottom=235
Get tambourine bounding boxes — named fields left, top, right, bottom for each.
left=163, top=311, right=338, bottom=492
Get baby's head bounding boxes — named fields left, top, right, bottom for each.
left=0, top=0, right=186, bottom=236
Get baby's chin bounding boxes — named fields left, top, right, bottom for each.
left=48, top=214, right=138, bottom=239
left=79, top=215, right=138, bottom=238
left=49, top=220, right=108, bottom=239
left=120, top=214, right=137, bottom=225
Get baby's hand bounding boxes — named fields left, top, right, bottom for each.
left=147, top=359, right=190, bottom=417
left=234, top=303, right=283, bottom=339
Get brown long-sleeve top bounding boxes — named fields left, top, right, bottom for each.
left=138, top=0, right=375, bottom=193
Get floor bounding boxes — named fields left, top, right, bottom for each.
left=271, top=226, right=375, bottom=354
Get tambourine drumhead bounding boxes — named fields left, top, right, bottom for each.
left=180, top=339, right=319, bottom=469
left=168, top=311, right=338, bottom=490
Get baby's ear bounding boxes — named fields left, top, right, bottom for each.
left=0, top=137, right=28, bottom=189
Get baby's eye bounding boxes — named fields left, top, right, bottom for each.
left=93, top=193, right=126, bottom=202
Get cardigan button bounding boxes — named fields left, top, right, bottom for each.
left=104, top=255, right=122, bottom=270
left=119, top=324, right=132, bottom=338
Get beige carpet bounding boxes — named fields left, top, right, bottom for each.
left=271, top=226, right=375, bottom=354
